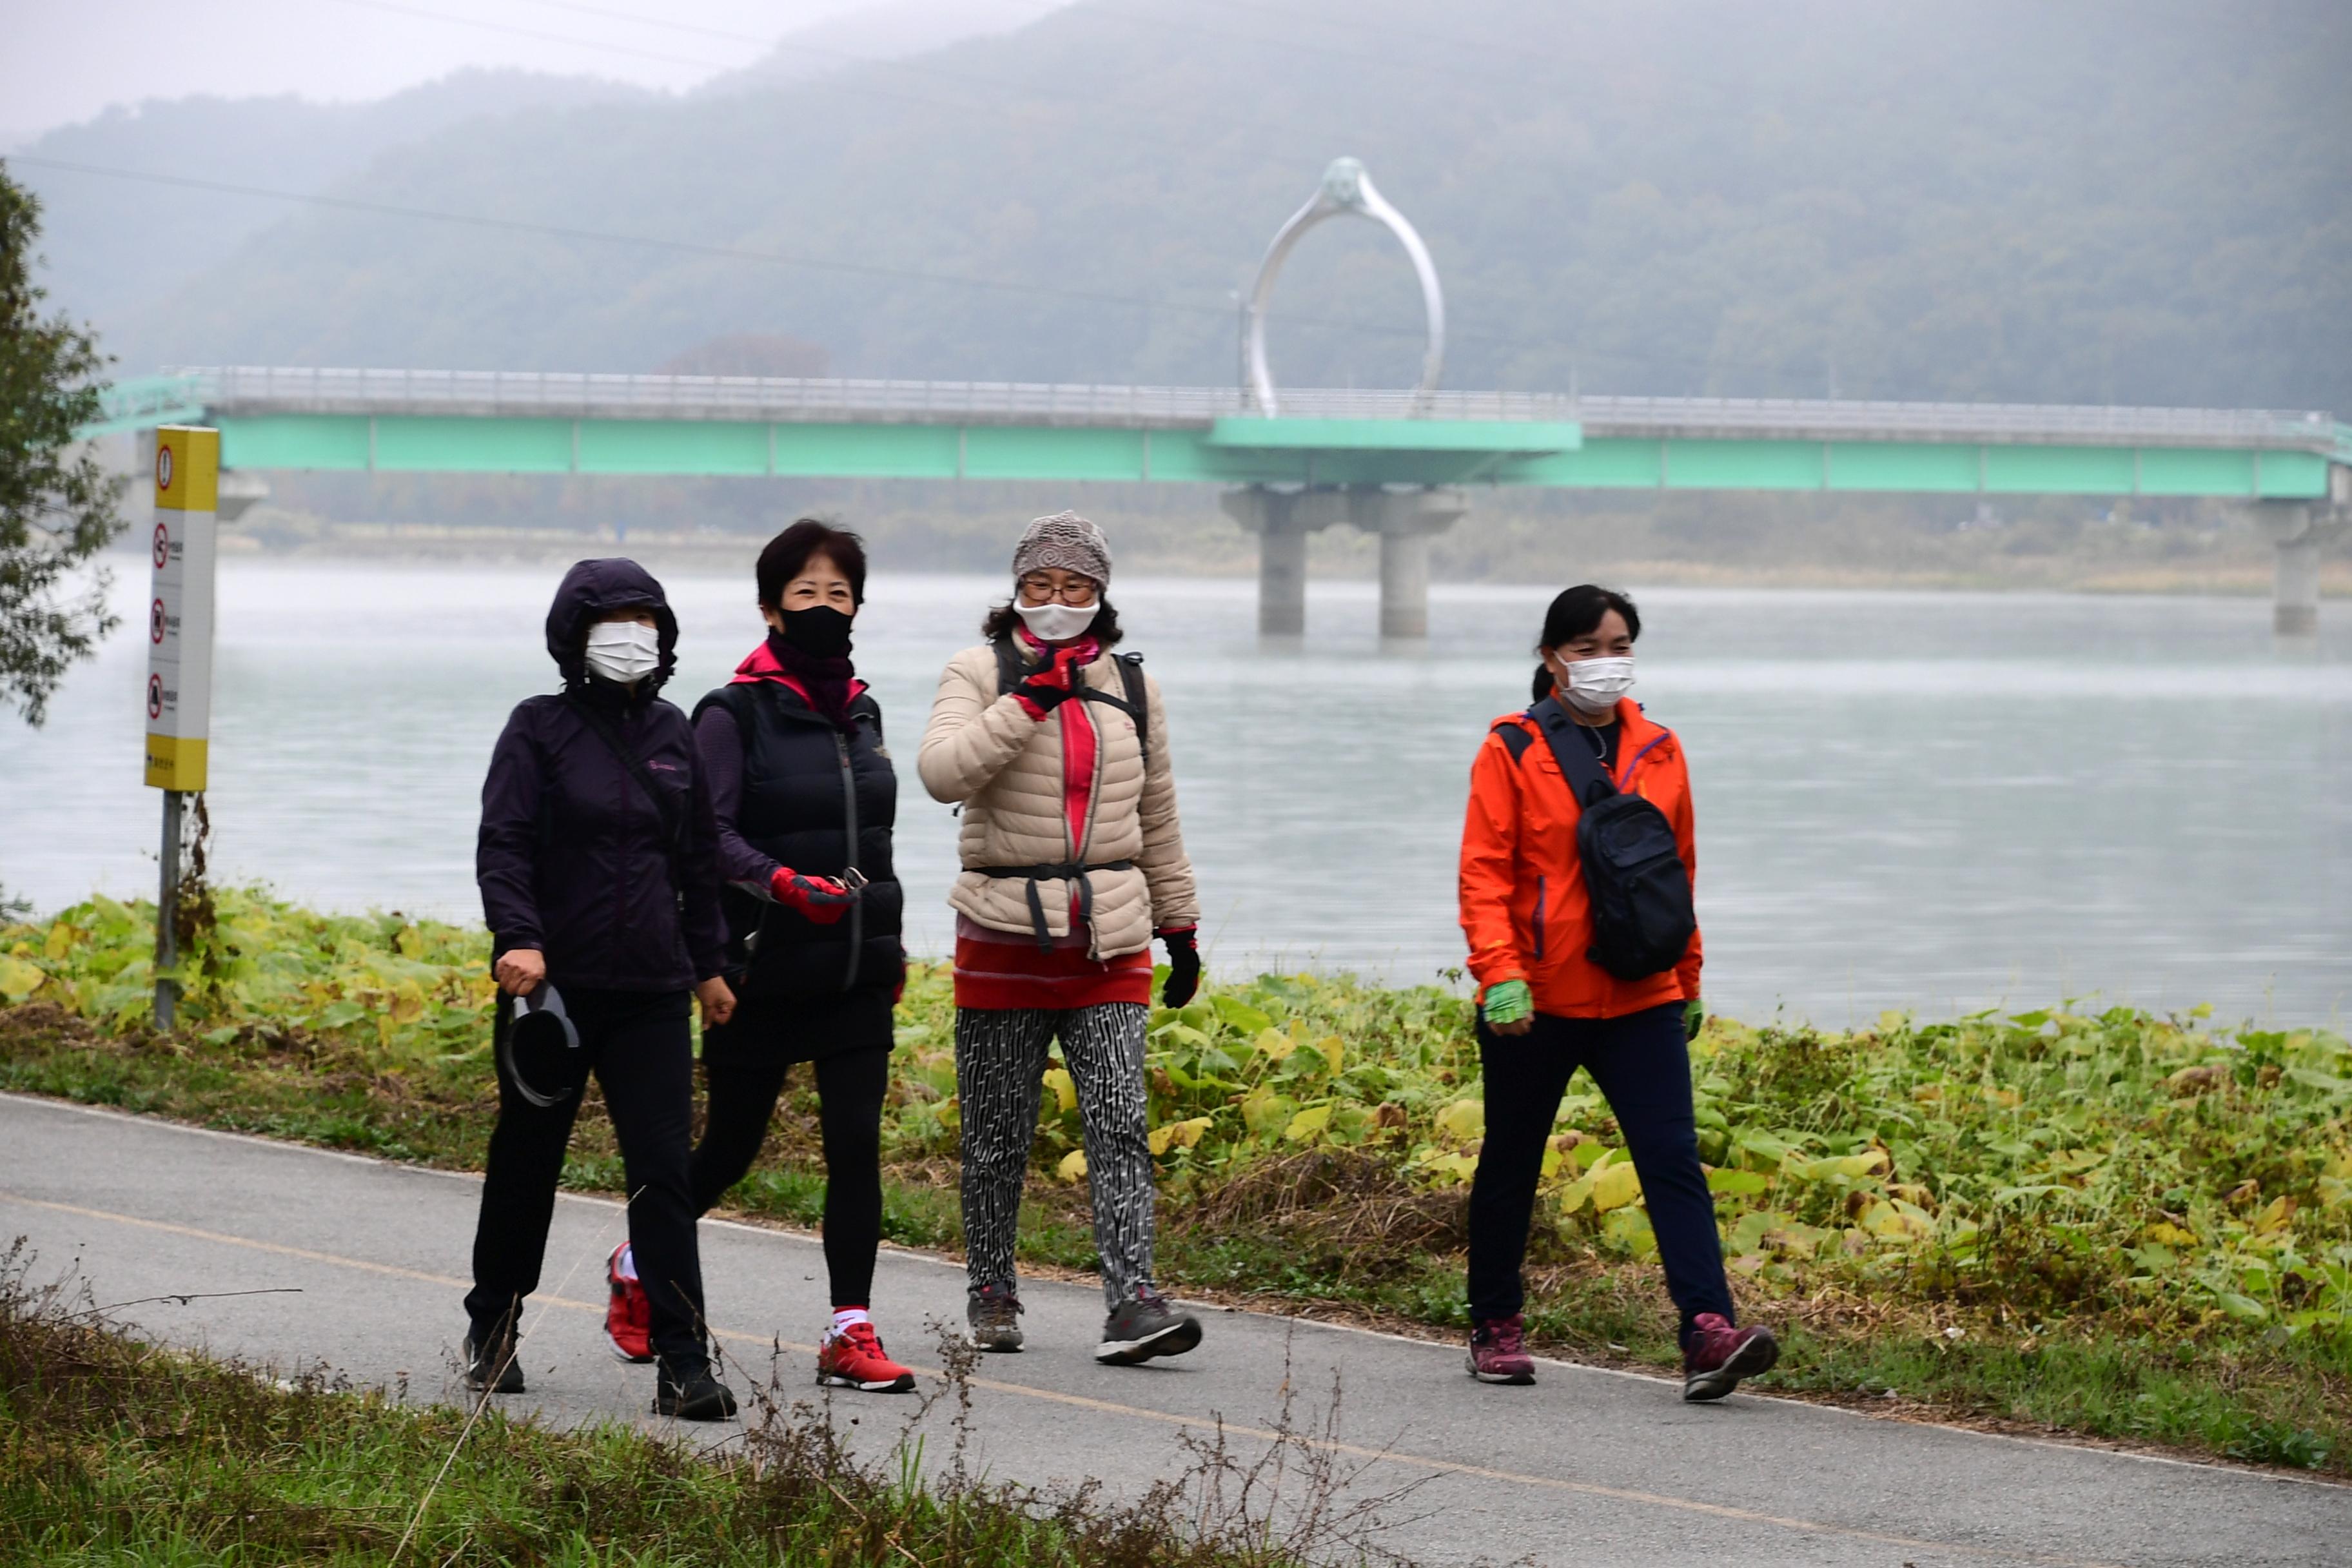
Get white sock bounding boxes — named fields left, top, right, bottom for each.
left=614, top=1244, right=638, bottom=1282
left=828, top=1306, right=870, bottom=1339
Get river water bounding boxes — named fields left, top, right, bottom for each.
left=3, top=559, right=2347, bottom=1026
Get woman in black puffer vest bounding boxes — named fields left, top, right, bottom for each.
left=684, top=519, right=914, bottom=1393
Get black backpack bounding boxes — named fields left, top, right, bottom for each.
left=1494, top=696, right=1696, bottom=980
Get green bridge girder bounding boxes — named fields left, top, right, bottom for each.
left=201, top=411, right=2338, bottom=498
left=81, top=372, right=2348, bottom=499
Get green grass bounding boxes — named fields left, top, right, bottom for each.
left=5, top=889, right=2348, bottom=1475
left=0, top=1252, right=1337, bottom=1567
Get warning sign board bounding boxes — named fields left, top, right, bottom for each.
left=144, top=426, right=219, bottom=791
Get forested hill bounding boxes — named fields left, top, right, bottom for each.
left=70, top=0, right=2352, bottom=411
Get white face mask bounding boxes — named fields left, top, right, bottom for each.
left=1014, top=598, right=1099, bottom=643
left=1560, top=654, right=1635, bottom=716
left=582, top=620, right=661, bottom=685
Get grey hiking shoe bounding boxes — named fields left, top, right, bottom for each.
left=1095, top=1286, right=1201, bottom=1366
left=463, top=1319, right=524, bottom=1395
left=653, top=1360, right=738, bottom=1421
left=967, top=1282, right=1025, bottom=1352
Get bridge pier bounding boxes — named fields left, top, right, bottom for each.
left=1221, top=487, right=1328, bottom=638
left=2256, top=500, right=2347, bottom=637
left=1222, top=485, right=1467, bottom=642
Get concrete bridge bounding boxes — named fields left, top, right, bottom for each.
left=88, top=364, right=2352, bottom=636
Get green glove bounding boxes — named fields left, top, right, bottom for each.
left=1685, top=997, right=1705, bottom=1042
left=1482, top=979, right=1533, bottom=1028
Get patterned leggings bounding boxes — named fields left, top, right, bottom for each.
left=956, top=1003, right=1155, bottom=1310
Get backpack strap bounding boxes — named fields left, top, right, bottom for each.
left=992, top=634, right=1026, bottom=696
left=564, top=692, right=687, bottom=862
left=1084, top=651, right=1150, bottom=772
left=1492, top=720, right=1535, bottom=764
left=1524, top=695, right=1617, bottom=810
left=996, top=636, right=1151, bottom=771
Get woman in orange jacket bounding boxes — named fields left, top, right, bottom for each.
left=1456, top=584, right=1777, bottom=1400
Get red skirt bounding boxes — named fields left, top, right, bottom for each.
left=952, top=914, right=1152, bottom=1010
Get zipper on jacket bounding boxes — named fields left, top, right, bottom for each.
left=836, top=730, right=863, bottom=992
left=1532, top=874, right=1547, bottom=963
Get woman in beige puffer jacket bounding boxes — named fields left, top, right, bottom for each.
left=917, top=511, right=1205, bottom=1367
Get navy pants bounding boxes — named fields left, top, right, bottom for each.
left=466, top=988, right=709, bottom=1373
left=1466, top=1001, right=1735, bottom=1349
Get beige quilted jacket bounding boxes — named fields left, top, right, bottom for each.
left=917, top=641, right=1199, bottom=960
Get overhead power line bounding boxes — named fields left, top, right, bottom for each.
left=10, top=152, right=1533, bottom=351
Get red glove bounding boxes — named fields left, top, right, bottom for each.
left=770, top=866, right=854, bottom=924
left=1011, top=649, right=1084, bottom=720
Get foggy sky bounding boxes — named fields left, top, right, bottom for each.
left=1, top=0, right=971, bottom=142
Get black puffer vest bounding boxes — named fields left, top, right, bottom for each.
left=692, top=679, right=901, bottom=999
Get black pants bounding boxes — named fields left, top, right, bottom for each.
left=691, top=989, right=892, bottom=1309
left=1466, top=1001, right=1735, bottom=1349
left=466, top=987, right=708, bottom=1372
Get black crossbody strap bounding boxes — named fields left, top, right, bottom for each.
left=565, top=694, right=686, bottom=854
left=1525, top=695, right=1616, bottom=810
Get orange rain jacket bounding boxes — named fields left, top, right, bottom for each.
left=1458, top=696, right=1701, bottom=1019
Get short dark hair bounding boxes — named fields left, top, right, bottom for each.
left=757, top=518, right=867, bottom=609
left=982, top=596, right=1125, bottom=649
left=1531, top=584, right=1640, bottom=699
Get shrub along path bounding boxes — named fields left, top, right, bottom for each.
left=3, top=891, right=2349, bottom=1475
left=3, top=1091, right=2346, bottom=1567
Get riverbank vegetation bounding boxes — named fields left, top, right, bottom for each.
left=0, top=1246, right=1355, bottom=1567
left=4, top=890, right=2347, bottom=1475
left=236, top=470, right=2341, bottom=600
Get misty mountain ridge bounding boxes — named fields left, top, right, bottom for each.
left=14, top=0, right=1073, bottom=343
left=27, top=0, right=2352, bottom=412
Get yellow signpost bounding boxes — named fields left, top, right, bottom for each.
left=146, top=426, right=219, bottom=1026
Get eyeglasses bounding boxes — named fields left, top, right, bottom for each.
left=1019, top=576, right=1099, bottom=605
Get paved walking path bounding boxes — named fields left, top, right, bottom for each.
left=2, top=1092, right=2344, bottom=1567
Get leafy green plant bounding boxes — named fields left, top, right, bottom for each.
left=7, top=887, right=2348, bottom=1469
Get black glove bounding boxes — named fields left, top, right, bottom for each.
left=1012, top=649, right=1083, bottom=716
left=1159, top=927, right=1201, bottom=1008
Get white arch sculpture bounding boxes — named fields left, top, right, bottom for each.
left=1243, top=157, right=1446, bottom=417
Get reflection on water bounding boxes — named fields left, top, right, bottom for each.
left=3, top=560, right=2347, bottom=1026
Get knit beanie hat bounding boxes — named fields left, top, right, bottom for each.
left=1011, top=511, right=1112, bottom=587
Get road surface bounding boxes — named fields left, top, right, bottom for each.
left=1, top=1093, right=2343, bottom=1567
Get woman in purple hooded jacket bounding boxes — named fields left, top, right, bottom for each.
left=464, top=558, right=738, bottom=1420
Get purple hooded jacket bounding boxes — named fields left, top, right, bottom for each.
left=476, top=559, right=727, bottom=992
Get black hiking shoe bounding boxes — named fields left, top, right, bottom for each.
left=967, top=1282, right=1025, bottom=1352
left=463, top=1321, right=524, bottom=1395
left=1095, top=1286, right=1201, bottom=1366
left=653, top=1361, right=738, bottom=1421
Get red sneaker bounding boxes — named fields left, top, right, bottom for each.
left=604, top=1244, right=654, bottom=1364
left=1682, top=1312, right=1777, bottom=1402
left=816, top=1320, right=916, bottom=1393
left=1466, top=1313, right=1535, bottom=1384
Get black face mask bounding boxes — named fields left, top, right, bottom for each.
left=777, top=604, right=854, bottom=659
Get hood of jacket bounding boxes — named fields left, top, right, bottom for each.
left=545, top=558, right=680, bottom=692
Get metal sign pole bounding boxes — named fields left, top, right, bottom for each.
left=156, top=789, right=182, bottom=1028
left=144, top=426, right=219, bottom=1031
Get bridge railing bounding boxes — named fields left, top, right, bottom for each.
left=186, top=366, right=1580, bottom=428
left=1576, top=395, right=2342, bottom=449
